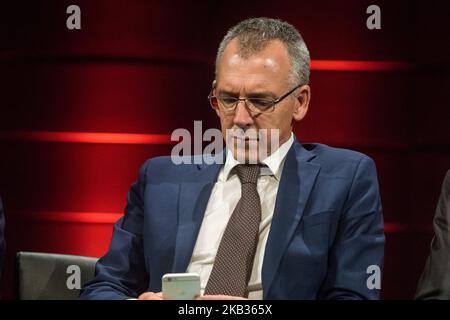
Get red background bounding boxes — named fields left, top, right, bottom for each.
left=0, top=0, right=449, bottom=299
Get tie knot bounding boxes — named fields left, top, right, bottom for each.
left=235, top=164, right=260, bottom=184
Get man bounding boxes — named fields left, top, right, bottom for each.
left=0, top=197, right=5, bottom=280
left=415, top=170, right=450, bottom=299
left=80, top=18, right=384, bottom=300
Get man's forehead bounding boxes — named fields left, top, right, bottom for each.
left=215, top=71, right=289, bottom=95
left=226, top=53, right=280, bottom=72
left=225, top=38, right=288, bottom=56
left=216, top=61, right=290, bottom=93
left=216, top=85, right=276, bottom=97
left=217, top=39, right=291, bottom=82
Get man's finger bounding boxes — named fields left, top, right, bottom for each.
left=138, top=292, right=164, bottom=300
left=196, top=294, right=247, bottom=300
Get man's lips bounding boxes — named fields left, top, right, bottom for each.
left=231, top=136, right=259, bottom=141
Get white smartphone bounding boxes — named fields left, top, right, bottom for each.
left=162, top=273, right=201, bottom=300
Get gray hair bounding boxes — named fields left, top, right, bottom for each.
left=216, top=17, right=310, bottom=86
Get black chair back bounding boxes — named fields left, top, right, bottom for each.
left=17, top=251, right=98, bottom=300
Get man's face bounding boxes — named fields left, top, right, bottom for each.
left=214, top=39, right=309, bottom=162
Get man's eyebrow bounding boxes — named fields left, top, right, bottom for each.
left=246, top=91, right=277, bottom=99
left=217, top=90, right=239, bottom=97
left=217, top=90, right=277, bottom=98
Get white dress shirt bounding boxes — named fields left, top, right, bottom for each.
left=186, top=133, right=294, bottom=299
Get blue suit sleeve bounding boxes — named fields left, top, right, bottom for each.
left=318, top=156, right=385, bottom=299
left=80, top=161, right=150, bottom=300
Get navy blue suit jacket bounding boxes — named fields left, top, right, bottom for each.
left=80, top=140, right=385, bottom=299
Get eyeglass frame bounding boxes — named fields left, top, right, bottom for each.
left=208, top=83, right=302, bottom=115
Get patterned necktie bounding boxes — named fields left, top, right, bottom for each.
left=205, top=164, right=261, bottom=297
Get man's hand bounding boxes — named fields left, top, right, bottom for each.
left=195, top=295, right=247, bottom=300
left=137, top=292, right=247, bottom=300
left=138, top=292, right=163, bottom=300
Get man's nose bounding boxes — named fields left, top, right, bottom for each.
left=232, top=101, right=254, bottom=128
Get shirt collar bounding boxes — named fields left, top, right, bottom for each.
left=222, top=132, right=294, bottom=181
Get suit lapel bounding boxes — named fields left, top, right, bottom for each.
left=172, top=158, right=223, bottom=273
left=262, top=141, right=321, bottom=298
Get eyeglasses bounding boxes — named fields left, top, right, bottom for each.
left=208, top=84, right=302, bottom=115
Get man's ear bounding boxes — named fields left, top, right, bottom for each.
left=293, top=85, right=311, bottom=122
left=211, top=80, right=220, bottom=117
